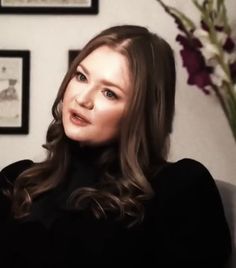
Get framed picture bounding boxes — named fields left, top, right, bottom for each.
left=0, top=0, right=98, bottom=14
left=68, top=49, right=80, bottom=68
left=0, top=50, right=30, bottom=134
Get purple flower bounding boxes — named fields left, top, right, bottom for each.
left=223, top=37, right=235, bottom=53
left=176, top=34, right=212, bottom=93
left=201, top=20, right=209, bottom=31
left=157, top=0, right=189, bottom=34
left=201, top=20, right=224, bottom=32
left=215, top=25, right=224, bottom=32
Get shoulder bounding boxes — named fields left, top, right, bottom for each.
left=0, top=159, right=34, bottom=186
left=150, top=158, right=222, bottom=207
left=149, top=158, right=227, bottom=224
left=162, top=157, right=213, bottom=180
left=148, top=159, right=232, bottom=266
left=151, top=158, right=216, bottom=192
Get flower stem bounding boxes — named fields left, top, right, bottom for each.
left=215, top=82, right=236, bottom=142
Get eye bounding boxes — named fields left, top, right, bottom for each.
left=103, top=89, right=118, bottom=100
left=75, top=71, right=87, bottom=82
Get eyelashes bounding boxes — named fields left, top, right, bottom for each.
left=75, top=71, right=87, bottom=82
left=102, top=89, right=118, bottom=100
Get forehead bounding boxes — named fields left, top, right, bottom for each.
left=81, top=45, right=129, bottom=69
left=79, top=45, right=132, bottom=91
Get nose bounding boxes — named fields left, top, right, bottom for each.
left=75, top=89, right=94, bottom=110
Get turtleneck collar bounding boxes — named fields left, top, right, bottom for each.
left=69, top=140, right=118, bottom=165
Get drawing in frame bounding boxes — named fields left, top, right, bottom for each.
left=68, top=49, right=81, bottom=68
left=0, top=0, right=98, bottom=14
left=0, top=50, right=30, bottom=134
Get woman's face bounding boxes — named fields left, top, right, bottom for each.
left=62, top=45, right=132, bottom=146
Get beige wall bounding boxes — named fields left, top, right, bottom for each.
left=0, top=0, right=236, bottom=184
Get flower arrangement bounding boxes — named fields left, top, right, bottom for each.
left=157, top=0, right=236, bottom=141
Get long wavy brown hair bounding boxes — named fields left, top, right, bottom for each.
left=10, top=25, right=176, bottom=225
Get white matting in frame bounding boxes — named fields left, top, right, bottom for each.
left=0, top=50, right=30, bottom=134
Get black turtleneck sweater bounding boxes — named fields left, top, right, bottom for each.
left=0, top=146, right=232, bottom=268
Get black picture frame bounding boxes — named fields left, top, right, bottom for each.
left=0, top=50, right=30, bottom=134
left=0, top=0, right=98, bottom=14
left=68, top=49, right=80, bottom=68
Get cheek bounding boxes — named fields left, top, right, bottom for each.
left=95, top=104, right=125, bottom=128
left=62, top=86, right=73, bottom=120
left=62, top=92, right=69, bottom=116
left=62, top=82, right=78, bottom=111
left=63, top=82, right=74, bottom=101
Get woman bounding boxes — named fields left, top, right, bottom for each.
left=0, top=25, right=232, bottom=267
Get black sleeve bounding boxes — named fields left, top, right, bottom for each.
left=0, top=160, right=33, bottom=221
left=151, top=159, right=232, bottom=268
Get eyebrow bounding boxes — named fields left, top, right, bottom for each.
left=78, top=63, right=125, bottom=93
left=78, top=63, right=89, bottom=75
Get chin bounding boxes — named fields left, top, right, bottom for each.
left=63, top=129, right=80, bottom=142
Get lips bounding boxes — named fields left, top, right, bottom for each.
left=70, top=109, right=91, bottom=124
